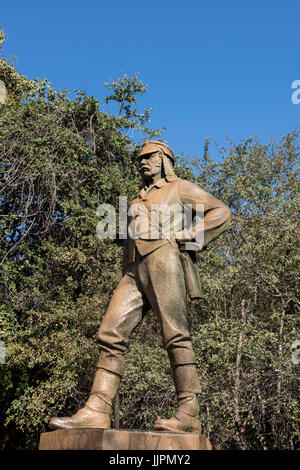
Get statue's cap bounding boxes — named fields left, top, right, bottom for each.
left=138, top=140, right=174, bottom=163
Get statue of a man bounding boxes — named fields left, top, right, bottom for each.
left=49, top=141, right=231, bottom=434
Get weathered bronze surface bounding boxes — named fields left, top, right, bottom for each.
left=49, top=140, right=231, bottom=437
left=40, top=428, right=212, bottom=450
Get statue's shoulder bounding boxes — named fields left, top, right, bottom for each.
left=175, top=178, right=202, bottom=190
left=167, top=177, right=201, bottom=192
left=167, top=176, right=188, bottom=186
left=166, top=175, right=181, bottom=183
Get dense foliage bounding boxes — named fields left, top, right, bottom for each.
left=0, top=57, right=299, bottom=450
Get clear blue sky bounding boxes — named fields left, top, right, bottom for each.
left=1, top=0, right=300, bottom=159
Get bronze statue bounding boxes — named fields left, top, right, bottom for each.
left=49, top=141, right=231, bottom=434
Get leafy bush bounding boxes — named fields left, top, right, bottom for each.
left=0, top=59, right=299, bottom=450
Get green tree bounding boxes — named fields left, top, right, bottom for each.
left=0, top=47, right=299, bottom=450
left=104, top=72, right=165, bottom=140
left=0, top=59, right=161, bottom=449
left=0, top=27, right=6, bottom=52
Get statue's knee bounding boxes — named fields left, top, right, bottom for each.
left=167, top=344, right=197, bottom=367
left=96, top=328, right=113, bottom=346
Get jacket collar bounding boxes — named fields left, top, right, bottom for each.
left=137, top=176, right=179, bottom=200
left=138, top=178, right=165, bottom=199
left=154, top=178, right=167, bottom=188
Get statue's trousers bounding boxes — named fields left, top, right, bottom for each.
left=96, top=243, right=201, bottom=394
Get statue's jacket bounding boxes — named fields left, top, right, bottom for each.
left=124, top=176, right=231, bottom=298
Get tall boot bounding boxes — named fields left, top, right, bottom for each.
left=152, top=364, right=202, bottom=434
left=49, top=368, right=120, bottom=430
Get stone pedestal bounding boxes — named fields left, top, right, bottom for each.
left=39, top=428, right=212, bottom=450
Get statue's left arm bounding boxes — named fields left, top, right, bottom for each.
left=176, top=179, right=231, bottom=249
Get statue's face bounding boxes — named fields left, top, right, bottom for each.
left=139, top=151, right=162, bottom=178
